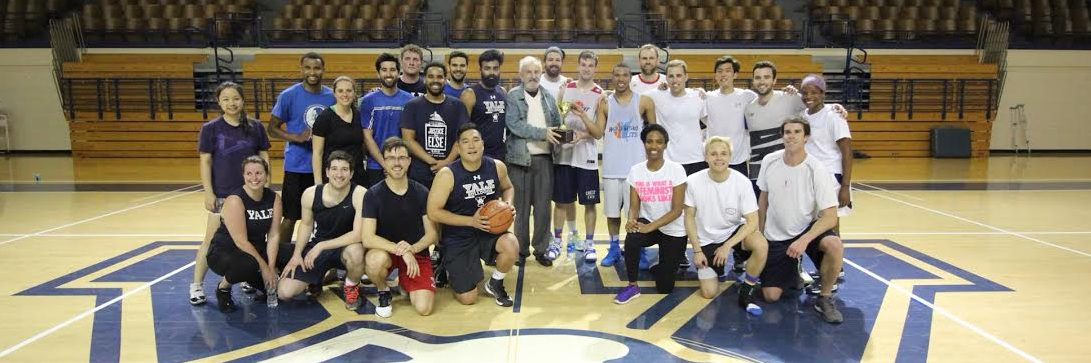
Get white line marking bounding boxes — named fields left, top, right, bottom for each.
left=842, top=231, right=1091, bottom=236
left=0, top=233, right=204, bottom=238
left=855, top=187, right=1091, bottom=258
left=0, top=261, right=194, bottom=359
left=0, top=190, right=200, bottom=248
left=844, top=258, right=1043, bottom=363
left=855, top=182, right=926, bottom=201
left=131, top=184, right=202, bottom=202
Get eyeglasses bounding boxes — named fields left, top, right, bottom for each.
left=383, top=156, right=411, bottom=163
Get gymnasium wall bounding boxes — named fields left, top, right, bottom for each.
left=992, top=50, right=1091, bottom=151
left=0, top=49, right=70, bottom=151
left=1, top=48, right=1089, bottom=152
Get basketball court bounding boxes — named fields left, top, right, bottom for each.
left=0, top=154, right=1088, bottom=362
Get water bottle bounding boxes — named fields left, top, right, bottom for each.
left=33, top=173, right=41, bottom=183
left=266, top=282, right=278, bottom=308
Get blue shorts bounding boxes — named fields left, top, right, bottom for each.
left=552, top=164, right=600, bottom=205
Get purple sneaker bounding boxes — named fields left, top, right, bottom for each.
left=613, top=285, right=641, bottom=305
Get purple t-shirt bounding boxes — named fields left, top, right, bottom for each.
left=198, top=117, right=271, bottom=197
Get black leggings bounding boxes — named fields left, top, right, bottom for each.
left=624, top=228, right=687, bottom=293
left=207, top=242, right=291, bottom=291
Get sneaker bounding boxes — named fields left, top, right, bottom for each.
left=738, top=283, right=756, bottom=309
left=240, top=282, right=255, bottom=294
left=679, top=254, right=691, bottom=270
left=806, top=282, right=840, bottom=295
left=732, top=259, right=746, bottom=274
left=361, top=274, right=375, bottom=287
left=375, top=290, right=393, bottom=318
left=216, top=287, right=236, bottom=313
left=484, top=278, right=514, bottom=307
left=545, top=242, right=561, bottom=260
left=584, top=247, right=598, bottom=262
left=600, top=244, right=622, bottom=267
left=189, top=283, right=206, bottom=306
left=306, top=283, right=323, bottom=298
left=434, top=267, right=449, bottom=289
left=815, top=296, right=844, bottom=324
left=343, top=283, right=361, bottom=311
left=535, top=254, right=553, bottom=267
left=613, top=285, right=641, bottom=304
left=638, top=248, right=652, bottom=270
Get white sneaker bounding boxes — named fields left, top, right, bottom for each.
left=584, top=245, right=598, bottom=262
left=189, top=283, right=206, bottom=306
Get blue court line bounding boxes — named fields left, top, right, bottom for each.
left=513, top=259, right=526, bottom=313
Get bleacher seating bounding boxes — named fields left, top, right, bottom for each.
left=267, top=0, right=423, bottom=43
left=979, top=0, right=1091, bottom=39
left=450, top=0, right=616, bottom=43
left=2, top=0, right=69, bottom=42
left=646, top=0, right=796, bottom=42
left=810, top=0, right=979, bottom=42
left=78, top=0, right=255, bottom=43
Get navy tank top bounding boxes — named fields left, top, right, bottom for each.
left=469, top=84, right=508, bottom=159
left=442, top=157, right=501, bottom=243
left=308, top=183, right=357, bottom=245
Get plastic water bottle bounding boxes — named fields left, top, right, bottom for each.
left=33, top=173, right=40, bottom=183
left=266, top=283, right=278, bottom=308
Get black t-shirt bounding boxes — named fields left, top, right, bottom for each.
left=211, top=187, right=276, bottom=253
left=399, top=96, right=468, bottom=181
left=312, top=107, right=365, bottom=177
left=397, top=77, right=427, bottom=98
left=362, top=179, right=430, bottom=257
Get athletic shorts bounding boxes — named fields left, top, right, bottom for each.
left=282, top=171, right=316, bottom=221
left=698, top=227, right=744, bottom=278
left=441, top=232, right=502, bottom=294
left=682, top=161, right=709, bottom=176
left=287, top=243, right=346, bottom=285
left=759, top=225, right=838, bottom=289
left=552, top=164, right=600, bottom=205
left=602, top=177, right=631, bottom=219
left=387, top=252, right=437, bottom=293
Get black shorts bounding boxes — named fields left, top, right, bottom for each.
left=282, top=171, right=315, bottom=221
left=552, top=164, right=600, bottom=205
left=759, top=226, right=838, bottom=289
left=441, top=232, right=502, bottom=294
left=699, top=227, right=745, bottom=277
left=729, top=162, right=748, bottom=177
left=682, top=161, right=709, bottom=176
left=288, top=243, right=347, bottom=285
left=363, top=168, right=384, bottom=189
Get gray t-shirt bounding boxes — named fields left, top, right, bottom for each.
left=743, top=90, right=805, bottom=179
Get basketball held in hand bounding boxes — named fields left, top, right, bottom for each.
left=479, top=200, right=514, bottom=235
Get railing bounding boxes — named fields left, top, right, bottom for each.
left=62, top=76, right=998, bottom=122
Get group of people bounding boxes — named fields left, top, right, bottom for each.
left=190, top=43, right=855, bottom=324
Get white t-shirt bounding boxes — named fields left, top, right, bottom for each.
left=648, top=89, right=707, bottom=164
left=539, top=74, right=569, bottom=100
left=630, top=73, right=666, bottom=95
left=757, top=150, right=839, bottom=242
left=802, top=106, right=852, bottom=174
left=684, top=169, right=759, bottom=246
left=560, top=81, right=605, bottom=170
left=628, top=160, right=689, bottom=237
left=705, top=88, right=758, bottom=165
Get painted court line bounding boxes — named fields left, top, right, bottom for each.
left=855, top=187, right=1091, bottom=258
left=844, top=258, right=1043, bottom=363
left=0, top=261, right=195, bottom=359
left=0, top=190, right=200, bottom=248
left=855, top=182, right=926, bottom=201
left=131, top=184, right=202, bottom=202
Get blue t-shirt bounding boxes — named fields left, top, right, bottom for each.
left=197, top=117, right=271, bottom=197
left=359, top=89, right=414, bottom=170
left=443, top=82, right=466, bottom=99
left=271, top=83, right=335, bottom=174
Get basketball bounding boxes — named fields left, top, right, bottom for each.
left=478, top=200, right=514, bottom=235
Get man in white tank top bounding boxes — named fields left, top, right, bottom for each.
left=630, top=44, right=666, bottom=95
left=596, top=62, right=657, bottom=268
left=553, top=51, right=606, bottom=263
left=539, top=46, right=569, bottom=100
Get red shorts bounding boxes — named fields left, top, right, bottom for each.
left=389, top=253, right=436, bottom=293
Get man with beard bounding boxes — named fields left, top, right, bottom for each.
left=398, top=44, right=427, bottom=97
left=268, top=52, right=335, bottom=245
left=630, top=44, right=666, bottom=95
left=400, top=61, right=468, bottom=189
left=360, top=53, right=414, bottom=188
left=539, top=46, right=569, bottom=99
left=460, top=49, right=507, bottom=160
left=444, top=51, right=469, bottom=99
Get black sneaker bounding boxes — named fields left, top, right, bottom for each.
left=375, top=290, right=393, bottom=318
left=484, top=278, right=514, bottom=307
left=239, top=282, right=256, bottom=294
left=534, top=254, right=553, bottom=267
left=678, top=254, right=691, bottom=270
left=434, top=265, right=449, bottom=289
left=815, top=296, right=844, bottom=324
left=737, top=283, right=756, bottom=309
left=306, top=283, right=323, bottom=299
left=732, top=249, right=751, bottom=274
left=216, top=287, right=236, bottom=313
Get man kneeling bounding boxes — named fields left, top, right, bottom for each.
left=363, top=137, right=438, bottom=317
left=683, top=136, right=768, bottom=309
